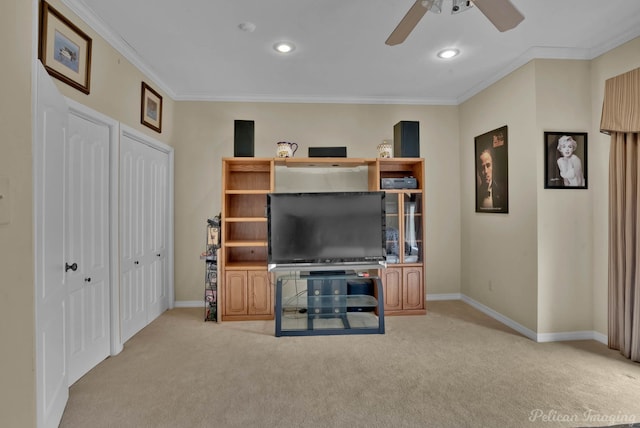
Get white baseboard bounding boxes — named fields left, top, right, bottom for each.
left=174, top=300, right=202, bottom=308
left=427, top=293, right=462, bottom=301
left=592, top=331, right=608, bottom=344
left=460, top=295, right=538, bottom=341
left=457, top=295, right=608, bottom=344
left=536, top=331, right=598, bottom=343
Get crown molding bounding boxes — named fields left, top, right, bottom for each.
left=60, top=0, right=176, bottom=99
left=57, top=0, right=640, bottom=106
left=173, top=92, right=459, bottom=105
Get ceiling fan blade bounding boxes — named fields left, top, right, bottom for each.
left=472, top=0, right=524, bottom=32
left=386, top=0, right=432, bottom=46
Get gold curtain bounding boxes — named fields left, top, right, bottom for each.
left=600, top=67, right=640, bottom=134
left=602, top=67, right=640, bottom=362
left=608, top=132, right=640, bottom=361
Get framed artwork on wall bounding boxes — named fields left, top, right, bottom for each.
left=544, top=132, right=588, bottom=189
left=141, top=82, right=163, bottom=133
left=38, top=1, right=92, bottom=94
left=475, top=125, right=509, bottom=214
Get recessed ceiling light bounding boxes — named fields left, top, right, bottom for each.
left=273, top=42, right=295, bottom=54
left=437, top=48, right=460, bottom=59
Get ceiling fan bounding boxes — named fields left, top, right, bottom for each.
left=386, top=0, right=524, bottom=46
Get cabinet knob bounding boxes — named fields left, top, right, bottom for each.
left=134, top=261, right=140, bottom=265
left=84, top=277, right=91, bottom=283
left=65, top=262, right=78, bottom=272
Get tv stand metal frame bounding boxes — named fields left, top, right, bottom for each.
left=275, top=273, right=385, bottom=337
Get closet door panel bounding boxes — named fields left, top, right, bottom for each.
left=66, top=113, right=111, bottom=385
left=145, top=146, right=169, bottom=321
left=120, top=133, right=170, bottom=341
left=120, top=136, right=147, bottom=342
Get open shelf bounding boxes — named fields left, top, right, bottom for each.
left=275, top=273, right=385, bottom=336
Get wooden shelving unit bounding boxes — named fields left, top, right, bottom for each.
left=219, top=157, right=426, bottom=321
left=220, top=158, right=274, bottom=321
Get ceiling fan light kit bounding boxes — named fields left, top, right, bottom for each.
left=451, top=0, right=474, bottom=14
left=386, top=0, right=524, bottom=46
left=424, top=0, right=473, bottom=14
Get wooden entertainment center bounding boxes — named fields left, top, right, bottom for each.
left=219, top=157, right=426, bottom=322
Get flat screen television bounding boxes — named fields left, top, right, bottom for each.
left=267, top=191, right=387, bottom=272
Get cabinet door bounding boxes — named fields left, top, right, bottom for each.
left=384, top=194, right=401, bottom=265
left=403, top=193, right=422, bottom=264
left=224, top=271, right=248, bottom=316
left=403, top=267, right=424, bottom=310
left=381, top=267, right=402, bottom=311
left=248, top=271, right=272, bottom=315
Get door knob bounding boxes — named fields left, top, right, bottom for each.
left=65, top=262, right=78, bottom=272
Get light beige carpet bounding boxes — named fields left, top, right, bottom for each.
left=60, top=301, right=640, bottom=428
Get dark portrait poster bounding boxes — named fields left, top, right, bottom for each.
left=475, top=125, right=509, bottom=214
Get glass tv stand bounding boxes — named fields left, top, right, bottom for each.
left=275, top=272, right=385, bottom=337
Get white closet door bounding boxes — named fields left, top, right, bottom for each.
left=65, top=112, right=111, bottom=386
left=146, top=146, right=169, bottom=320
left=120, top=131, right=170, bottom=343
left=34, top=61, right=69, bottom=428
left=120, top=137, right=148, bottom=342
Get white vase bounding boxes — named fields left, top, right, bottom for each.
left=377, top=141, right=393, bottom=158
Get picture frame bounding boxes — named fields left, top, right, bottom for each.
left=475, top=125, right=509, bottom=214
left=38, top=1, right=92, bottom=94
left=141, top=82, right=163, bottom=133
left=544, top=132, right=588, bottom=189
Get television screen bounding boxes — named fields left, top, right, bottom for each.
left=267, top=192, right=386, bottom=271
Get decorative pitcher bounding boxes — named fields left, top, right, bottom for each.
left=276, top=141, right=298, bottom=158
left=377, top=141, right=393, bottom=158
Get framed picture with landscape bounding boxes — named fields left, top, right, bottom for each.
left=141, top=82, right=163, bottom=133
left=544, top=132, right=588, bottom=189
left=475, top=126, right=509, bottom=214
left=38, top=1, right=92, bottom=94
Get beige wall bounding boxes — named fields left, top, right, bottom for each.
left=173, top=102, right=462, bottom=301
left=460, top=44, right=640, bottom=336
left=44, top=0, right=176, bottom=145
left=460, top=62, right=540, bottom=331
left=534, top=59, right=593, bottom=333
left=0, top=1, right=36, bottom=427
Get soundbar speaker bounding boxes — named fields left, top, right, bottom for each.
left=308, top=146, right=347, bottom=157
left=393, top=121, right=420, bottom=157
left=234, top=120, right=254, bottom=157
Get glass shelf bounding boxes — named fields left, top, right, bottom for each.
left=275, top=273, right=385, bottom=336
left=282, top=294, right=378, bottom=311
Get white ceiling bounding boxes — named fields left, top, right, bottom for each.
left=62, top=0, right=640, bottom=105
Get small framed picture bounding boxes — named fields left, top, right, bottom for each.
left=141, top=82, right=163, bottom=133
left=38, top=1, right=92, bottom=94
left=475, top=126, right=509, bottom=214
left=544, top=132, right=588, bottom=189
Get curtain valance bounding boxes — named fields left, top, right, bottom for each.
left=600, top=67, right=640, bottom=133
